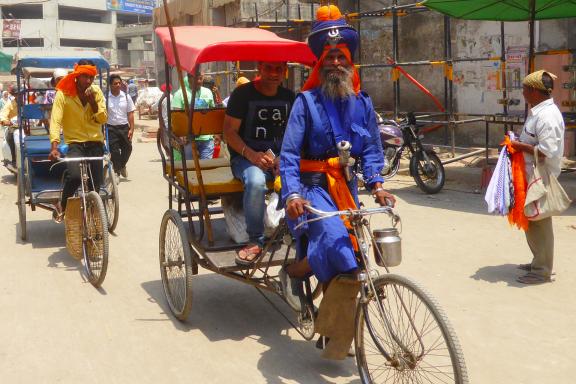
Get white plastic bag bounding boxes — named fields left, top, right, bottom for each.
left=221, top=195, right=249, bottom=244
left=2, top=127, right=11, bottom=163
left=264, top=192, right=285, bottom=231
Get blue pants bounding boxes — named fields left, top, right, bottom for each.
left=231, top=156, right=274, bottom=246
left=289, top=186, right=358, bottom=283
left=184, top=139, right=214, bottom=160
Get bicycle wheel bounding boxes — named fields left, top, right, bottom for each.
left=82, top=191, right=109, bottom=287
left=355, top=274, right=468, bottom=384
left=159, top=209, right=193, bottom=321
left=103, top=170, right=119, bottom=233
left=17, top=170, right=27, bottom=241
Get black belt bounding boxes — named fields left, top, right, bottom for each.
left=70, top=141, right=103, bottom=148
left=301, top=172, right=328, bottom=189
left=107, top=123, right=129, bottom=128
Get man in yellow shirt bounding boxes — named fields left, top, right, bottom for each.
left=49, top=60, right=107, bottom=220
left=1, top=85, right=19, bottom=172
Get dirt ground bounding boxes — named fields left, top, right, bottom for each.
left=0, top=125, right=575, bottom=384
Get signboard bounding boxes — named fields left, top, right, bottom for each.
left=106, top=0, right=155, bottom=15
left=2, top=19, right=21, bottom=38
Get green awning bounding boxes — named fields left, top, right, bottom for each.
left=423, top=0, right=576, bottom=21
left=0, top=51, right=12, bottom=72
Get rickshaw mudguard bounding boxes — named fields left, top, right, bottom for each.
left=315, top=274, right=361, bottom=360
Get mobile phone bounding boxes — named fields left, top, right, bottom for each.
left=265, top=149, right=276, bottom=159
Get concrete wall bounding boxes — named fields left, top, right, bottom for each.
left=356, top=1, right=575, bottom=147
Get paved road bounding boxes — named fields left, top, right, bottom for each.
left=1, top=131, right=574, bottom=383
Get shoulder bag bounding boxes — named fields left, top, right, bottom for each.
left=524, top=146, right=571, bottom=220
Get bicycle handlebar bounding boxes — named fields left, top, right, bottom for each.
left=295, top=204, right=398, bottom=230
left=49, top=156, right=106, bottom=171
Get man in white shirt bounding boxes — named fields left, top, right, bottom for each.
left=107, top=74, right=136, bottom=178
left=509, top=70, right=565, bottom=284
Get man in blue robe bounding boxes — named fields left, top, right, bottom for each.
left=279, top=5, right=396, bottom=311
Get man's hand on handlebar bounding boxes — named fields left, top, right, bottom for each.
left=49, top=148, right=61, bottom=161
left=286, top=197, right=309, bottom=220
left=49, top=142, right=61, bottom=161
left=373, top=188, right=396, bottom=208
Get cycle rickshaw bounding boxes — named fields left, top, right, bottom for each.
left=14, top=53, right=118, bottom=286
left=156, top=26, right=467, bottom=383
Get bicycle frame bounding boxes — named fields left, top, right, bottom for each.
left=302, top=205, right=427, bottom=363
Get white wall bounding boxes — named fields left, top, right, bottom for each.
left=58, top=0, right=108, bottom=11
left=58, top=20, right=115, bottom=42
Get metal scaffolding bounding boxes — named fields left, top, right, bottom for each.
left=348, top=1, right=576, bottom=173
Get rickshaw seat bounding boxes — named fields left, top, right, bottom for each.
left=175, top=167, right=274, bottom=196
left=24, top=135, right=52, bottom=155
left=165, top=157, right=229, bottom=175
left=170, top=108, right=226, bottom=137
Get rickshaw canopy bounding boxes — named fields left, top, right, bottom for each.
left=14, top=51, right=110, bottom=73
left=155, top=26, right=317, bottom=72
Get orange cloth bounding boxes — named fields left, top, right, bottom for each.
left=316, top=5, right=342, bottom=20
left=301, top=45, right=361, bottom=95
left=56, top=64, right=98, bottom=97
left=300, top=158, right=358, bottom=250
left=503, top=136, right=529, bottom=231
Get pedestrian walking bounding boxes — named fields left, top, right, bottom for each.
left=107, top=74, right=136, bottom=178
left=127, top=79, right=138, bottom=104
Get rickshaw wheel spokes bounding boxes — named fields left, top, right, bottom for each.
left=17, top=170, right=27, bottom=241
left=354, top=274, right=468, bottom=384
left=103, top=168, right=119, bottom=233
left=159, top=209, right=193, bottom=321
left=83, top=191, right=109, bottom=288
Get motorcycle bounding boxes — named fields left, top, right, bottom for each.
left=360, top=112, right=445, bottom=194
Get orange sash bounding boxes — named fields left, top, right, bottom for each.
left=301, top=158, right=358, bottom=250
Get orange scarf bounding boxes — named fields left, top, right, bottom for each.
left=503, top=136, right=529, bottom=231
left=301, top=158, right=358, bottom=250
left=56, top=64, right=98, bottom=97
left=302, top=45, right=361, bottom=95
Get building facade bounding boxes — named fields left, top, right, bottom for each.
left=0, top=0, right=154, bottom=72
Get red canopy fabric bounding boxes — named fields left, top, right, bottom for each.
left=155, top=26, right=317, bottom=72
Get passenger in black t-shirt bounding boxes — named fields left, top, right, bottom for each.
left=223, top=62, right=295, bottom=265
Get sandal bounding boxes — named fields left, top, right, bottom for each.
left=235, top=244, right=262, bottom=266
left=517, top=272, right=554, bottom=285
left=52, top=203, right=64, bottom=224
left=517, top=263, right=532, bottom=271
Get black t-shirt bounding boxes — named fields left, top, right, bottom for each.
left=226, top=82, right=295, bottom=158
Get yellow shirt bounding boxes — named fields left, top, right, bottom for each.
left=49, top=86, right=107, bottom=144
left=0, top=99, right=17, bottom=123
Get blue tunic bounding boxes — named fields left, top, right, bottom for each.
left=279, top=89, right=384, bottom=282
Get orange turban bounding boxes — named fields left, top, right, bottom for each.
left=56, top=64, right=98, bottom=97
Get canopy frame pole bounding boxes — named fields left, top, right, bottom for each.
left=500, top=21, right=509, bottom=134
left=392, top=0, right=400, bottom=119
left=528, top=0, right=536, bottom=73
left=161, top=0, right=214, bottom=246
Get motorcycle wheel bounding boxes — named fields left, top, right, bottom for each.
left=410, top=150, right=445, bottom=194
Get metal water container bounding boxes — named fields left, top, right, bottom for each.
left=372, top=228, right=402, bottom=267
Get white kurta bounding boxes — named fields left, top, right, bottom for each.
left=519, top=98, right=565, bottom=178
